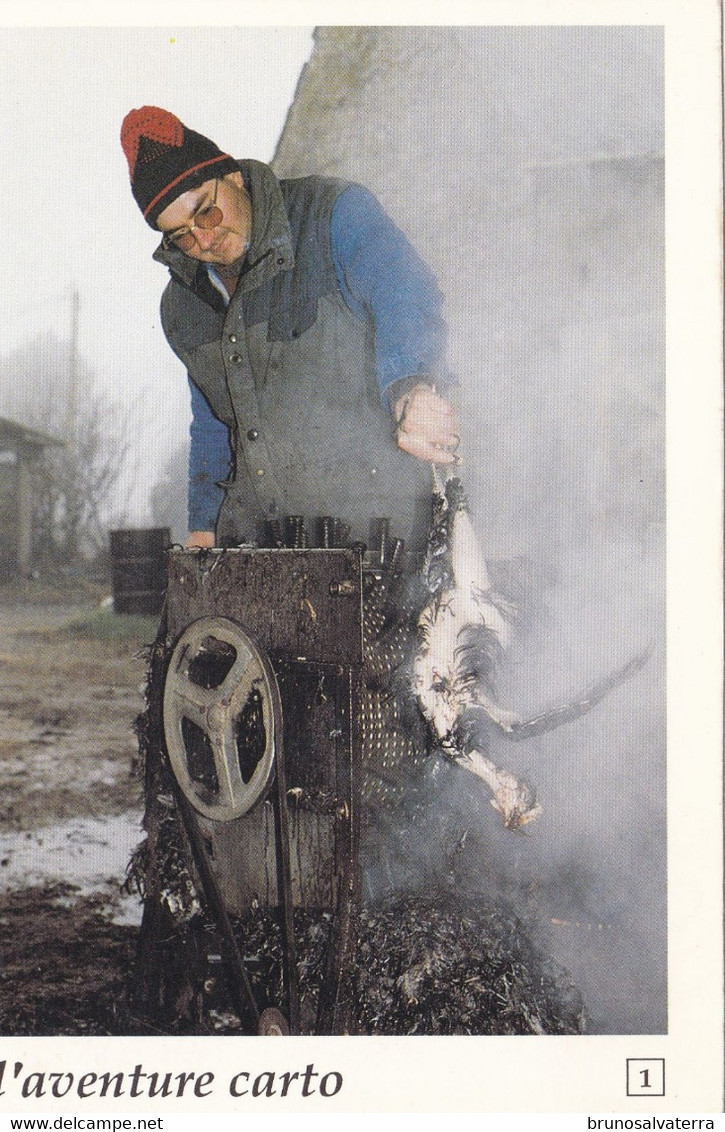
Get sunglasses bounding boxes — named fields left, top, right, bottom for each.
left=161, top=180, right=223, bottom=252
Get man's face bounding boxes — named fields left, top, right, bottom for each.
left=156, top=172, right=252, bottom=270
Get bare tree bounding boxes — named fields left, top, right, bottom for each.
left=0, top=330, right=140, bottom=570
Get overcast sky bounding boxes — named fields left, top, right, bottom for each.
left=0, top=26, right=314, bottom=522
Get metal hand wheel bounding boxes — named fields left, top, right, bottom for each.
left=163, top=616, right=281, bottom=821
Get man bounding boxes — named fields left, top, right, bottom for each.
left=120, top=106, right=459, bottom=554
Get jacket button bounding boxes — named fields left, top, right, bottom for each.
left=230, top=353, right=242, bottom=364
left=257, top=469, right=265, bottom=477
left=247, top=428, right=259, bottom=441
left=229, top=333, right=237, bottom=343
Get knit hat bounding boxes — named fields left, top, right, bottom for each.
left=121, top=106, right=238, bottom=228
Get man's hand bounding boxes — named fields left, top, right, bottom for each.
left=187, top=530, right=216, bottom=548
left=394, top=383, right=460, bottom=465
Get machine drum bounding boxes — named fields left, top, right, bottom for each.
left=162, top=616, right=281, bottom=822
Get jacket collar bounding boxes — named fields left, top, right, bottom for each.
left=152, top=158, right=295, bottom=295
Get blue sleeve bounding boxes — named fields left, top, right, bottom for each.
left=330, top=185, right=454, bottom=409
left=188, top=378, right=232, bottom=532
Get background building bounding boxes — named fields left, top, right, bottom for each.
left=0, top=417, right=63, bottom=579
left=273, top=26, right=665, bottom=1034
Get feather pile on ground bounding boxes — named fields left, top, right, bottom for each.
left=206, top=894, right=585, bottom=1036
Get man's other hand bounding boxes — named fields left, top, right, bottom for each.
left=394, top=383, right=460, bottom=465
left=187, top=530, right=216, bottom=548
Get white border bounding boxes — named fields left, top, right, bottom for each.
left=0, top=0, right=721, bottom=1115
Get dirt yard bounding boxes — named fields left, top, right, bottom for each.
left=0, top=590, right=158, bottom=1034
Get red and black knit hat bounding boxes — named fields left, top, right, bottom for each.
left=120, top=106, right=238, bottom=228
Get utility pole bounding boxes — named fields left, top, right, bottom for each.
left=64, top=285, right=80, bottom=561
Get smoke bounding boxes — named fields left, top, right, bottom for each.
left=274, top=26, right=665, bottom=1034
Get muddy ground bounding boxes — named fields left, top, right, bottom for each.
left=0, top=588, right=155, bottom=1035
